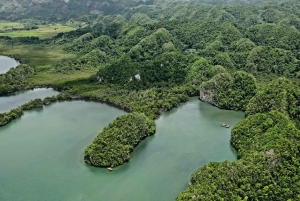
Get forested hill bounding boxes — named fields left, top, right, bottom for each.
left=0, top=0, right=294, bottom=21
left=1, top=0, right=300, bottom=114
left=1, top=0, right=300, bottom=200
left=0, top=0, right=146, bottom=21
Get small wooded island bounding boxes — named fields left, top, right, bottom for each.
left=0, top=0, right=300, bottom=200
left=84, top=113, right=155, bottom=167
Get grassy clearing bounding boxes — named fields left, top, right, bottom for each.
left=0, top=21, right=102, bottom=87
left=0, top=44, right=98, bottom=86
left=0, top=24, right=75, bottom=39
left=31, top=71, right=97, bottom=86
left=0, top=21, right=23, bottom=30
left=0, top=44, right=75, bottom=67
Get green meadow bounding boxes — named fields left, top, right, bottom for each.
left=0, top=21, right=23, bottom=30
left=0, top=44, right=93, bottom=85
left=0, top=23, right=75, bottom=39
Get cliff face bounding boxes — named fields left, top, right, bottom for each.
left=199, top=87, right=218, bottom=107
left=199, top=71, right=257, bottom=110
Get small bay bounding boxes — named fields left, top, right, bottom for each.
left=0, top=97, right=244, bottom=201
left=0, top=55, right=19, bottom=74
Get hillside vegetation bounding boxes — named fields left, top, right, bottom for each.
left=1, top=0, right=300, bottom=200
left=177, top=111, right=300, bottom=200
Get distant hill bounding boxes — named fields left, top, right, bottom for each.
left=0, top=0, right=150, bottom=21
left=0, top=0, right=293, bottom=22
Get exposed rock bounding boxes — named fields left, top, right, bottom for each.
left=271, top=158, right=280, bottom=167
left=135, top=74, right=141, bottom=81
left=199, top=87, right=218, bottom=107
left=96, top=76, right=103, bottom=83
left=266, top=149, right=274, bottom=156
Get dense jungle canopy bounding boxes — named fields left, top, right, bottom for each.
left=1, top=0, right=300, bottom=200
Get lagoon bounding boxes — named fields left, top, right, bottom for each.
left=0, top=97, right=244, bottom=201
left=0, top=55, right=19, bottom=74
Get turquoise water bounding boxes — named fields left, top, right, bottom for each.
left=0, top=97, right=244, bottom=201
left=0, top=55, right=19, bottom=74
left=0, top=88, right=59, bottom=113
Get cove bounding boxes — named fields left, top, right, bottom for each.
left=0, top=88, right=59, bottom=113
left=0, top=97, right=244, bottom=201
left=0, top=55, right=19, bottom=74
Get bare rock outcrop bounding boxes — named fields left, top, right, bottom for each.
left=199, top=87, right=218, bottom=107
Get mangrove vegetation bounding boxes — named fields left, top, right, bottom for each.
left=84, top=113, right=155, bottom=167
left=0, top=98, right=42, bottom=126
left=1, top=0, right=300, bottom=200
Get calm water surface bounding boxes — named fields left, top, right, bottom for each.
left=0, top=97, right=244, bottom=201
left=0, top=88, right=59, bottom=113
left=0, top=55, right=19, bottom=74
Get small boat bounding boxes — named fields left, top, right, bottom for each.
left=107, top=167, right=113, bottom=171
left=221, top=123, right=226, bottom=127
left=225, top=125, right=230, bottom=128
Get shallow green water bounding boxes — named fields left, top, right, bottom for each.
left=0, top=97, right=244, bottom=201
left=0, top=88, right=59, bottom=113
left=0, top=55, right=19, bottom=74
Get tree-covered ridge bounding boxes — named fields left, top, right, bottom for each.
left=36, top=12, right=300, bottom=84
left=0, top=0, right=293, bottom=22
left=177, top=111, right=300, bottom=200
left=0, top=98, right=42, bottom=126
left=84, top=113, right=155, bottom=167
left=200, top=71, right=257, bottom=110
left=0, top=0, right=147, bottom=21
left=135, top=1, right=300, bottom=30
left=4, top=12, right=291, bottom=107
left=246, top=78, right=300, bottom=127
left=1, top=1, right=300, bottom=41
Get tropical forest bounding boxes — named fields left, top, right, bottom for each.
left=0, top=0, right=300, bottom=200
